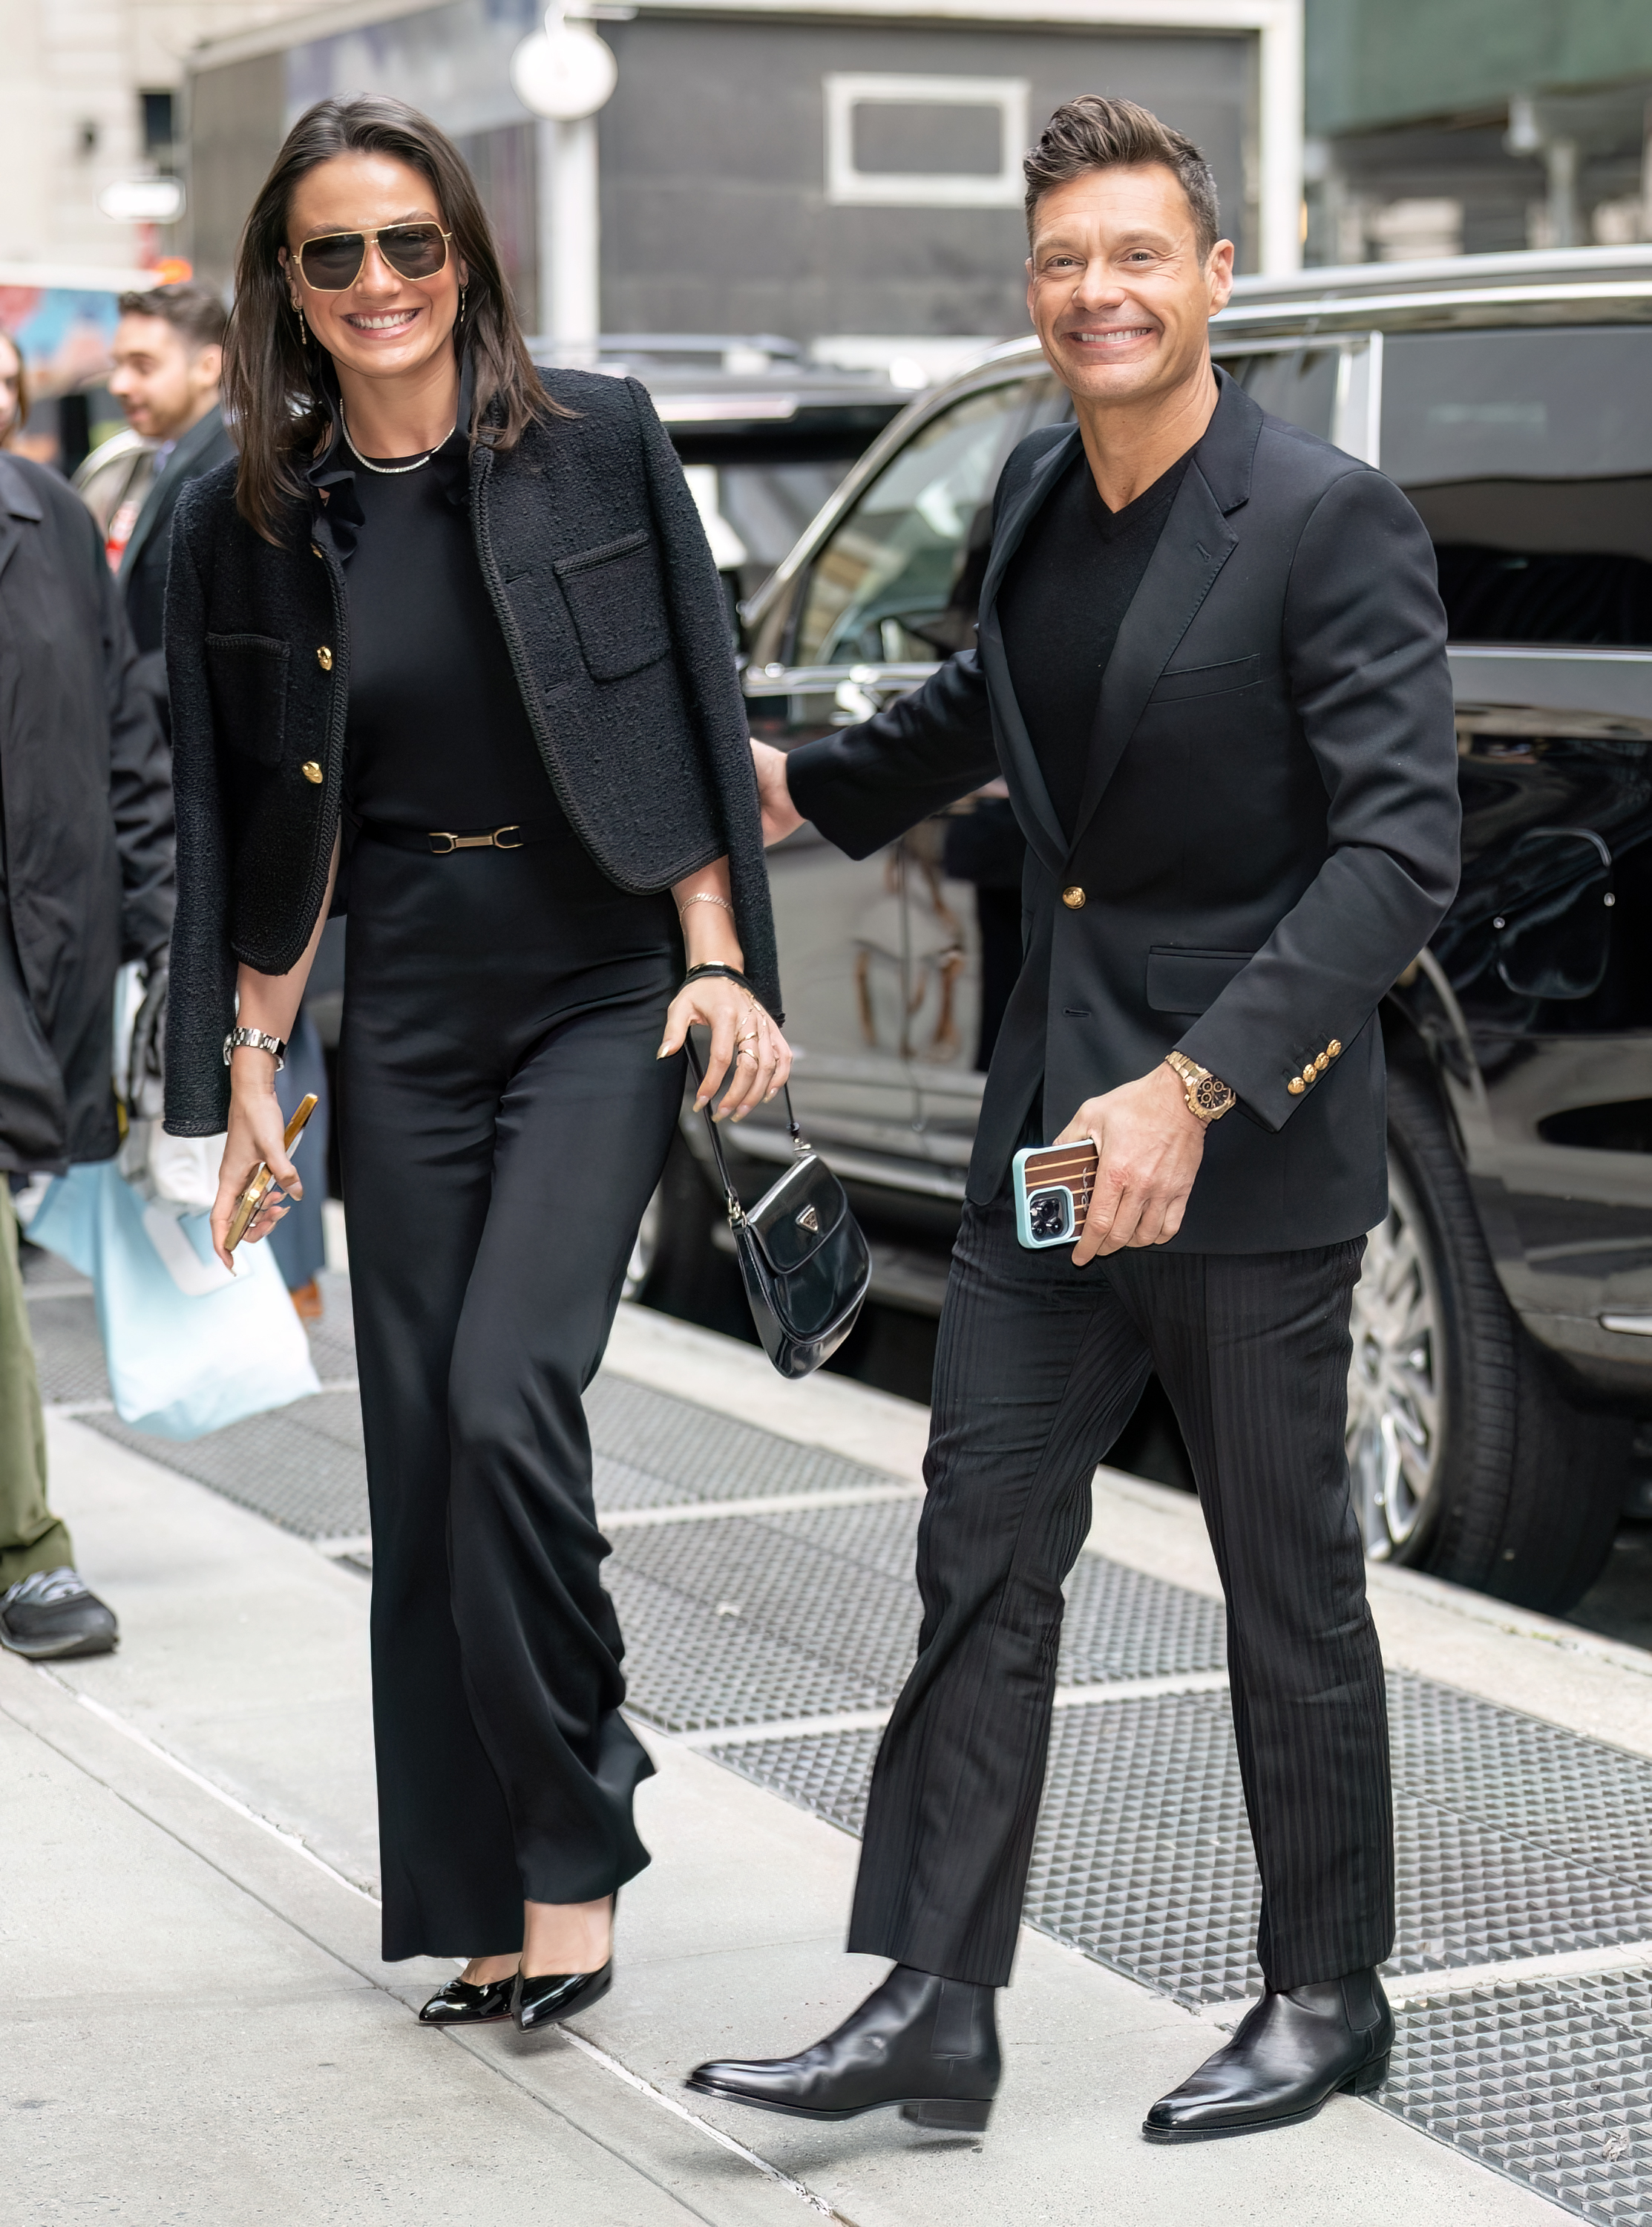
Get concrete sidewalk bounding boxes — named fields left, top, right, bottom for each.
left=7, top=1307, right=1644, bottom=2225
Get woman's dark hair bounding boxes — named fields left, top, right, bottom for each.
left=225, top=94, right=561, bottom=544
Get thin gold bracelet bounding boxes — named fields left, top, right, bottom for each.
left=678, top=891, right=735, bottom=922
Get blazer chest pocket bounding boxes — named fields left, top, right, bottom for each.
left=1149, top=652, right=1260, bottom=704
left=204, top=634, right=289, bottom=769
left=554, top=529, right=671, bottom=683
left=1146, top=946, right=1254, bottom=1015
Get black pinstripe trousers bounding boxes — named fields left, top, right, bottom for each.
left=848, top=1195, right=1394, bottom=1992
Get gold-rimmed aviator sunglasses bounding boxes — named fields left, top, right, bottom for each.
left=292, top=223, right=452, bottom=292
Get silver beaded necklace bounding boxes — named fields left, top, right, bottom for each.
left=340, top=411, right=456, bottom=477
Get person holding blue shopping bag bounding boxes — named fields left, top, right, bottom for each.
left=0, top=409, right=174, bottom=1661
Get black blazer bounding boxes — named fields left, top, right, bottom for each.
left=787, top=371, right=1461, bottom=1252
left=163, top=368, right=778, bottom=1138
left=119, top=402, right=235, bottom=658
left=0, top=455, right=173, bottom=1169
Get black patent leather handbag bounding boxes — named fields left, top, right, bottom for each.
left=685, top=1044, right=871, bottom=1379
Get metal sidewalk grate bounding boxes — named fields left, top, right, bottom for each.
left=83, top=1393, right=370, bottom=1542
left=21, top=1269, right=1652, bottom=2222
left=707, top=1684, right=1652, bottom=2009
left=1388, top=1971, right=1652, bottom=2226
left=586, top=1374, right=903, bottom=1509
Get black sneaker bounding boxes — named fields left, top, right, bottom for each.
left=0, top=1568, right=119, bottom=1659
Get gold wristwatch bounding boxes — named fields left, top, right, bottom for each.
left=1164, top=1050, right=1236, bottom=1122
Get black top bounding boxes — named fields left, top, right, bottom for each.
left=995, top=448, right=1190, bottom=836
left=341, top=429, right=552, bottom=831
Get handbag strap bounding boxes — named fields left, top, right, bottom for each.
left=683, top=1038, right=805, bottom=1227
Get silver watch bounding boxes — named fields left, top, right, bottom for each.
left=223, top=1026, right=286, bottom=1070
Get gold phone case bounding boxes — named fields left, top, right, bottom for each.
left=225, top=1093, right=318, bottom=1254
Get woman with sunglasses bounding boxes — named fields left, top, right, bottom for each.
left=162, top=95, right=789, bottom=2028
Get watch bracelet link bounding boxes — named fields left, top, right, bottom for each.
left=223, top=1026, right=287, bottom=1070
left=1164, top=1050, right=1235, bottom=1122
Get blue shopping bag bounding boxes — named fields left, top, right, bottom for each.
left=28, top=1161, right=321, bottom=1439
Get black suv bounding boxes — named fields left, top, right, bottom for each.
left=645, top=247, right=1652, bottom=1618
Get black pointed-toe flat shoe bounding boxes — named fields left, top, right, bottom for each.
left=419, top=1974, right=518, bottom=2026
left=513, top=1961, right=614, bottom=2033
left=687, top=1964, right=1000, bottom=2131
left=1142, top=1969, right=1393, bottom=2142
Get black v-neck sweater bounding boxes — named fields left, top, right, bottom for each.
left=995, top=447, right=1190, bottom=838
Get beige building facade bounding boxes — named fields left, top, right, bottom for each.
left=0, top=0, right=319, bottom=273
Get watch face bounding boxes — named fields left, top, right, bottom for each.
left=1193, top=1076, right=1234, bottom=1116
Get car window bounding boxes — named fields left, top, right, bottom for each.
left=1381, top=328, right=1652, bottom=646
left=791, top=373, right=1068, bottom=665
left=1220, top=347, right=1338, bottom=439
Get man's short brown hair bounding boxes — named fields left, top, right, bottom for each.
left=117, top=279, right=228, bottom=353
left=1023, top=96, right=1220, bottom=261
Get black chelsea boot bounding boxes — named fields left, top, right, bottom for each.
left=687, top=1963, right=1000, bottom=2130
left=1143, top=1967, right=1393, bottom=2142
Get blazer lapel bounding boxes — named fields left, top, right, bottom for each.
left=1066, top=460, right=1238, bottom=852
left=974, top=425, right=1081, bottom=875
left=120, top=405, right=222, bottom=581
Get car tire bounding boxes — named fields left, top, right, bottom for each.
left=1348, top=1062, right=1629, bottom=1615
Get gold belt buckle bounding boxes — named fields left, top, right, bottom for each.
left=427, top=825, right=524, bottom=852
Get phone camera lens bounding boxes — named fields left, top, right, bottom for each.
left=1029, top=1189, right=1070, bottom=1240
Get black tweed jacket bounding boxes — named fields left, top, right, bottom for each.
left=163, top=367, right=778, bottom=1136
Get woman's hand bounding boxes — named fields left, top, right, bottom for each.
left=658, top=975, right=792, bottom=1122
left=209, top=1052, right=301, bottom=1269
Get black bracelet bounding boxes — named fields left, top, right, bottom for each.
left=681, top=961, right=755, bottom=996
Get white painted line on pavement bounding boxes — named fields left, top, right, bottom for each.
left=1196, top=1936, right=1652, bottom=2027
left=603, top=1482, right=925, bottom=1528
left=28, top=1658, right=379, bottom=1903
left=554, top=2031, right=845, bottom=2221
left=675, top=1671, right=1232, bottom=1750
left=21, top=1659, right=850, bottom=2218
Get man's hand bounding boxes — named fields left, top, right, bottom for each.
left=1058, top=1063, right=1209, bottom=1264
left=751, top=739, right=804, bottom=847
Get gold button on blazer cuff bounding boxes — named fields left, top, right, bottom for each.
left=1062, top=885, right=1086, bottom=909
left=301, top=760, right=324, bottom=785
left=1288, top=1076, right=1306, bottom=1096
left=1328, top=1039, right=1343, bottom=1057
left=1314, top=1051, right=1328, bottom=1073
left=316, top=645, right=333, bottom=671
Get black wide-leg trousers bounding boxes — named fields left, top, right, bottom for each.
left=338, top=831, right=683, bottom=1961
left=849, top=1194, right=1394, bottom=1992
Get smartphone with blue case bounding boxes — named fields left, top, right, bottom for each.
left=1012, top=1139, right=1099, bottom=1249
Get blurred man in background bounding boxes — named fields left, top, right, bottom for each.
left=0, top=434, right=174, bottom=1660
left=103, top=281, right=231, bottom=707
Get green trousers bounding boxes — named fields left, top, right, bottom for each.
left=0, top=1184, right=72, bottom=1589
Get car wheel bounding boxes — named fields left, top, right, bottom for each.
left=621, top=1183, right=663, bottom=1303
left=1347, top=1062, right=1629, bottom=1614
left=623, top=1130, right=721, bottom=1318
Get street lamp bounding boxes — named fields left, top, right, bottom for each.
left=511, top=3, right=617, bottom=364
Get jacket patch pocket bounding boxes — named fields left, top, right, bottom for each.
left=204, top=634, right=289, bottom=769
left=1145, top=946, right=1254, bottom=1015
left=1149, top=653, right=1261, bottom=704
left=554, top=529, right=672, bottom=684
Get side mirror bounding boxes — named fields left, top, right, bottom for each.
left=1494, top=827, right=1614, bottom=1001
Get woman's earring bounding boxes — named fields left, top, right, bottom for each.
left=457, top=284, right=467, bottom=327
left=293, top=298, right=309, bottom=346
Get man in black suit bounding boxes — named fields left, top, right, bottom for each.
left=106, top=282, right=232, bottom=704
left=691, top=97, right=1459, bottom=2142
